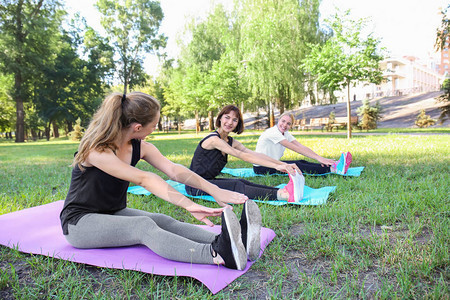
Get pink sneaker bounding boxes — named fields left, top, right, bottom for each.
left=343, top=152, right=352, bottom=174
left=285, top=172, right=305, bottom=203
left=285, top=176, right=295, bottom=203
left=334, top=152, right=353, bottom=175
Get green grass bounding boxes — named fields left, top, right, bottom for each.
left=0, top=132, right=449, bottom=299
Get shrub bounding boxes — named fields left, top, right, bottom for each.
left=325, top=111, right=336, bottom=131
left=69, top=118, right=84, bottom=141
left=415, top=109, right=436, bottom=128
left=436, top=78, right=450, bottom=124
left=357, top=99, right=382, bottom=130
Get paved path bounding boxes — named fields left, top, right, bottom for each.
left=244, top=91, right=448, bottom=129
left=180, top=91, right=449, bottom=131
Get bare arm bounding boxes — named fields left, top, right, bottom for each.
left=141, top=141, right=247, bottom=207
left=86, top=148, right=224, bottom=226
left=203, top=136, right=300, bottom=175
left=280, top=139, right=335, bottom=166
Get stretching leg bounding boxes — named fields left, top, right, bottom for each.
left=254, top=159, right=330, bottom=175
left=65, top=213, right=215, bottom=264
left=186, top=178, right=279, bottom=200
left=284, top=159, right=330, bottom=174
left=115, top=207, right=216, bottom=243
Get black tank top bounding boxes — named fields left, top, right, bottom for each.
left=60, top=139, right=141, bottom=235
left=189, top=131, right=233, bottom=180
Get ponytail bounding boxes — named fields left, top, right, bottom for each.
left=74, top=92, right=160, bottom=169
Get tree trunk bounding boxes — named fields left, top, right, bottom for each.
left=13, top=1, right=26, bottom=142
left=45, top=125, right=51, bottom=141
left=208, top=110, right=214, bottom=131
left=31, top=129, right=37, bottom=141
left=15, top=96, right=25, bottom=142
left=67, top=120, right=73, bottom=134
left=157, top=118, right=163, bottom=131
left=52, top=121, right=59, bottom=138
left=269, top=100, right=275, bottom=128
left=195, top=110, right=200, bottom=134
left=347, top=83, right=352, bottom=139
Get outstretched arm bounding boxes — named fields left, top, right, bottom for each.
left=87, top=149, right=224, bottom=226
left=280, top=139, right=335, bottom=166
left=141, top=141, right=248, bottom=207
left=204, top=136, right=301, bottom=175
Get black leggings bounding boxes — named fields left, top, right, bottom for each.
left=186, top=178, right=279, bottom=200
left=254, top=159, right=330, bottom=175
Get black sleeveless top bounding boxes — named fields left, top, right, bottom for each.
left=60, top=139, right=141, bottom=235
left=189, top=131, right=233, bottom=180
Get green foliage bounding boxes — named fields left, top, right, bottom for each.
left=325, top=111, right=336, bottom=131
left=69, top=118, right=84, bottom=141
left=303, top=10, right=385, bottom=92
left=0, top=0, right=65, bottom=142
left=302, top=9, right=385, bottom=137
left=95, top=0, right=166, bottom=93
left=0, top=73, right=14, bottom=132
left=183, top=4, right=230, bottom=73
left=436, top=78, right=450, bottom=124
left=33, top=25, right=110, bottom=140
left=415, top=109, right=436, bottom=128
left=357, top=99, right=383, bottom=130
left=435, top=4, right=449, bottom=51
left=239, top=0, right=323, bottom=110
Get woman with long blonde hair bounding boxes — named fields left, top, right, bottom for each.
left=254, top=112, right=352, bottom=175
left=60, top=92, right=261, bottom=270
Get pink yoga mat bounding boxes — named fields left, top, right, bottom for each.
left=0, top=200, right=276, bottom=294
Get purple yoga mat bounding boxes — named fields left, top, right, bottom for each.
left=0, top=200, right=276, bottom=294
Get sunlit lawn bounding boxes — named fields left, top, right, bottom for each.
left=0, top=131, right=449, bottom=298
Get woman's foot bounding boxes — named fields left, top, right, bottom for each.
left=278, top=173, right=305, bottom=203
left=211, top=207, right=247, bottom=270
left=239, top=200, right=262, bottom=261
left=277, top=186, right=289, bottom=200
left=331, top=152, right=352, bottom=174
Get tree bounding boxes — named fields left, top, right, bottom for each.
left=69, top=118, right=84, bottom=141
left=357, top=99, right=382, bottom=131
left=0, top=73, right=15, bottom=136
left=415, top=109, right=436, bottom=128
left=436, top=78, right=450, bottom=124
left=95, top=0, right=166, bottom=94
left=0, top=0, right=64, bottom=142
left=302, top=10, right=385, bottom=138
left=178, top=4, right=236, bottom=131
left=435, top=4, right=450, bottom=124
left=435, top=4, right=449, bottom=51
left=239, top=0, right=323, bottom=126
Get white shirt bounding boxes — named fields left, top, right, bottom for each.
left=254, top=125, right=295, bottom=166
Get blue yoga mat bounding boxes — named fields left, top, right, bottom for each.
left=221, top=166, right=365, bottom=178
left=127, top=180, right=336, bottom=206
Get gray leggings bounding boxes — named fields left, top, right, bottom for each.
left=65, top=208, right=216, bottom=264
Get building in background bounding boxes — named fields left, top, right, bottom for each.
left=335, top=56, right=443, bottom=102
left=436, top=37, right=449, bottom=75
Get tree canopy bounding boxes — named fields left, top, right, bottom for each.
left=302, top=10, right=385, bottom=138
left=95, top=0, right=166, bottom=94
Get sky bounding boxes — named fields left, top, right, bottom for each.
left=64, top=0, right=448, bottom=75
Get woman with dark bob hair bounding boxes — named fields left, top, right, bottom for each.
left=186, top=105, right=301, bottom=204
